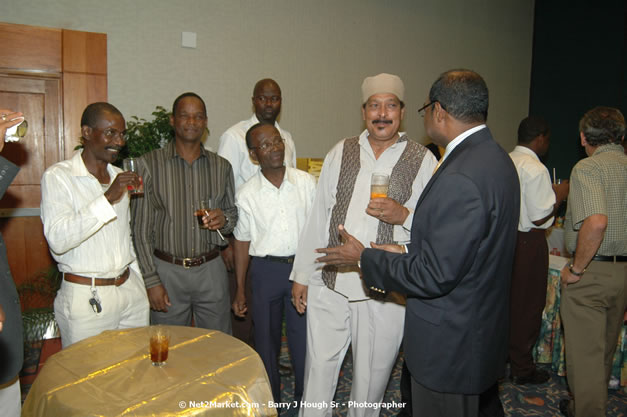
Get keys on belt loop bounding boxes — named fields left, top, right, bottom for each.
left=89, top=276, right=102, bottom=313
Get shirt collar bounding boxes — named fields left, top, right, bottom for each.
left=165, top=140, right=210, bottom=161
left=258, top=167, right=293, bottom=190
left=441, top=124, right=487, bottom=162
left=513, top=145, right=541, bottom=161
left=592, top=143, right=624, bottom=156
left=358, top=129, right=408, bottom=150
left=69, top=149, right=118, bottom=180
left=251, top=114, right=283, bottom=132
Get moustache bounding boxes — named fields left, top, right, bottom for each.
left=372, top=119, right=393, bottom=125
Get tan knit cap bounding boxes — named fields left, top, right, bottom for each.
left=361, top=73, right=405, bottom=103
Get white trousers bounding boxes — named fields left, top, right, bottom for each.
left=300, top=284, right=405, bottom=417
left=54, top=268, right=150, bottom=348
left=0, top=378, right=21, bottom=417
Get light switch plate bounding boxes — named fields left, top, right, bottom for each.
left=182, top=32, right=197, bottom=48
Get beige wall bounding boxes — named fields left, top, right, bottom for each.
left=3, top=0, right=534, bottom=157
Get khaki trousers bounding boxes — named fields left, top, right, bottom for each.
left=560, top=259, right=627, bottom=417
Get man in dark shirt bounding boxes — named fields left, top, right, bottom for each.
left=132, top=93, right=238, bottom=332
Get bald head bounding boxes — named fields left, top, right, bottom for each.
left=252, top=78, right=282, bottom=124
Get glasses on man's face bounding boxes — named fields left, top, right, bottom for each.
left=100, top=128, right=126, bottom=141
left=417, top=101, right=434, bottom=118
left=250, top=137, right=285, bottom=152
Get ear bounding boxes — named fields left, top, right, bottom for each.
left=580, top=131, right=587, bottom=147
left=248, top=148, right=259, bottom=163
left=81, top=125, right=92, bottom=141
left=361, top=106, right=366, bottom=121
left=169, top=114, right=174, bottom=127
left=432, top=102, right=445, bottom=122
left=399, top=106, right=406, bottom=121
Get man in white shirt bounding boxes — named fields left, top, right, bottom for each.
left=290, top=73, right=437, bottom=417
left=41, top=103, right=150, bottom=348
left=508, top=116, right=569, bottom=385
left=218, top=78, right=297, bottom=189
left=232, top=123, right=315, bottom=405
left=218, top=78, right=297, bottom=346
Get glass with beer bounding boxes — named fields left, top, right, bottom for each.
left=149, top=325, right=170, bottom=366
left=122, top=158, right=144, bottom=195
left=370, top=173, right=390, bottom=199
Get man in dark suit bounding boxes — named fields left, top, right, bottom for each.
left=316, top=69, right=520, bottom=417
left=0, top=109, right=25, bottom=416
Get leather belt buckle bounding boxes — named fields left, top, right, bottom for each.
left=183, top=258, right=192, bottom=269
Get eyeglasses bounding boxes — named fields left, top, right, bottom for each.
left=250, top=137, right=285, bottom=152
left=417, top=101, right=435, bottom=118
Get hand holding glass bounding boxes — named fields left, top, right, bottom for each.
left=122, top=158, right=144, bottom=195
left=195, top=199, right=225, bottom=240
left=371, top=173, right=389, bottom=199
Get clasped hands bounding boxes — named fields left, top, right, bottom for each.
left=315, top=197, right=408, bottom=266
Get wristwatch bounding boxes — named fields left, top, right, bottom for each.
left=568, top=261, right=586, bottom=277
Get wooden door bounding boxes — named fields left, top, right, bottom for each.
left=0, top=22, right=107, bottom=286
left=0, top=75, right=61, bottom=283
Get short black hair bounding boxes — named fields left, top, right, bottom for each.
left=245, top=122, right=275, bottom=149
left=518, top=116, right=550, bottom=144
left=579, top=106, right=626, bottom=146
left=428, top=69, right=489, bottom=123
left=172, top=92, right=207, bottom=116
left=80, top=102, right=123, bottom=128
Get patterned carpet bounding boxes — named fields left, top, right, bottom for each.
left=279, top=346, right=627, bottom=417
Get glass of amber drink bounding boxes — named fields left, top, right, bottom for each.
left=370, top=173, right=389, bottom=198
left=149, top=325, right=170, bottom=366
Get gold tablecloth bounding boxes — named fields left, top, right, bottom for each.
left=22, top=326, right=277, bottom=416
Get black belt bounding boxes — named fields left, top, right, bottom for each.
left=591, top=254, right=627, bottom=262
left=154, top=248, right=220, bottom=269
left=262, top=255, right=295, bottom=264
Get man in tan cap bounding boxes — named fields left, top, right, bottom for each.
left=290, top=73, right=437, bottom=416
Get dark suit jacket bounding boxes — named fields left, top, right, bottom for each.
left=0, top=155, right=22, bottom=384
left=361, top=128, right=519, bottom=395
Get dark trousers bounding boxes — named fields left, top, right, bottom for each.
left=508, top=229, right=548, bottom=376
left=250, top=257, right=306, bottom=403
left=411, top=377, right=479, bottom=417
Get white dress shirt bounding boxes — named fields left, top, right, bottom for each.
left=218, top=114, right=297, bottom=189
left=40, top=151, right=139, bottom=277
left=510, top=145, right=555, bottom=231
left=234, top=167, right=316, bottom=257
left=290, top=130, right=437, bottom=300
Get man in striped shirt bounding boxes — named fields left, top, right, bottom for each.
left=132, top=92, right=238, bottom=333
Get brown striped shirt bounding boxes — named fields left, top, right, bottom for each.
left=131, top=141, right=238, bottom=288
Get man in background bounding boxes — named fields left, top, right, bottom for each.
left=559, top=106, right=626, bottom=417
left=41, top=103, right=149, bottom=348
left=0, top=109, right=25, bottom=416
left=508, top=116, right=569, bottom=385
left=133, top=92, right=237, bottom=333
left=291, top=73, right=436, bottom=416
left=218, top=78, right=296, bottom=345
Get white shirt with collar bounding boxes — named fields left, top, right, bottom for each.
left=509, top=145, right=555, bottom=231
left=40, top=150, right=139, bottom=277
left=234, top=167, right=316, bottom=257
left=440, top=124, right=487, bottom=162
left=218, top=114, right=297, bottom=189
left=290, top=130, right=437, bottom=300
